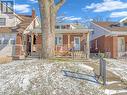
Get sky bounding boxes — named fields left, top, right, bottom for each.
left=13, top=0, right=127, bottom=22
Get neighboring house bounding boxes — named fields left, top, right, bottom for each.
left=28, top=23, right=92, bottom=59
left=90, top=20, right=127, bottom=58
left=0, top=1, right=40, bottom=59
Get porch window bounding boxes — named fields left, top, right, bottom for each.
left=55, top=36, right=62, bottom=45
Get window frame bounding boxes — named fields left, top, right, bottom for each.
left=0, top=18, right=6, bottom=26
left=55, top=35, right=63, bottom=45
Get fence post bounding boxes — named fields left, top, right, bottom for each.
left=100, top=58, right=106, bottom=85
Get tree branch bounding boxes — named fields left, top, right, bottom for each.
left=55, top=0, right=65, bottom=12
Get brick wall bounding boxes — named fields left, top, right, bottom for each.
left=62, top=33, right=85, bottom=51
left=91, top=35, right=118, bottom=58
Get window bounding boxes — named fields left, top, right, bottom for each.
left=61, top=25, right=66, bottom=29
left=10, top=40, right=15, bottom=45
left=55, top=36, right=62, bottom=45
left=3, top=39, right=9, bottom=44
left=1, top=1, right=13, bottom=14
left=55, top=25, right=60, bottom=29
left=0, top=18, right=6, bottom=25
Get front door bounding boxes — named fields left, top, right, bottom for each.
left=74, top=37, right=80, bottom=50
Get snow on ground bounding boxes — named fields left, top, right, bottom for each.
left=105, top=89, right=127, bottom=95
left=106, top=59, right=127, bottom=81
left=0, top=59, right=105, bottom=95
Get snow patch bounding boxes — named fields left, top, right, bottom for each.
left=76, top=63, right=94, bottom=71
left=106, top=81, right=121, bottom=85
left=105, top=89, right=127, bottom=95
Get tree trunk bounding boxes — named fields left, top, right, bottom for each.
left=38, top=0, right=65, bottom=59
left=39, top=0, right=51, bottom=58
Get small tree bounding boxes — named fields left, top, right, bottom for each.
left=38, top=0, right=65, bottom=59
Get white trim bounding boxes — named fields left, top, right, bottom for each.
left=119, top=17, right=127, bottom=23
left=23, top=16, right=39, bottom=34
left=74, top=37, right=80, bottom=50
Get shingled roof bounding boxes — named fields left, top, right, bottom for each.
left=0, top=15, right=33, bottom=33
left=93, top=22, right=127, bottom=32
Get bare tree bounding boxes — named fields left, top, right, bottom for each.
left=38, top=0, right=65, bottom=58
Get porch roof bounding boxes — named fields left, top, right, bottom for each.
left=26, top=28, right=93, bottom=34
left=55, top=29, right=92, bottom=34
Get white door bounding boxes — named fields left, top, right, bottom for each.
left=74, top=37, right=80, bottom=50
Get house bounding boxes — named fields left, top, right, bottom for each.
left=0, top=1, right=91, bottom=59
left=0, top=1, right=40, bottom=59
left=90, top=20, right=127, bottom=58
left=28, top=23, right=92, bottom=59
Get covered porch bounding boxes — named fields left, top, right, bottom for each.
left=23, top=28, right=91, bottom=59
left=55, top=29, right=90, bottom=59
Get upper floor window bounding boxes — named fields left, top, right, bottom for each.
left=55, top=25, right=60, bottom=29
left=0, top=18, right=6, bottom=25
left=1, top=1, right=13, bottom=14
left=61, top=25, right=66, bottom=29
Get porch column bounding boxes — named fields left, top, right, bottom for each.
left=68, top=34, right=71, bottom=49
left=86, top=32, right=90, bottom=59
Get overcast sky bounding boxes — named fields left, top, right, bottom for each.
left=14, top=0, right=127, bottom=22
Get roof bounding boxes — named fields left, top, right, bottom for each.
left=93, top=22, right=127, bottom=32
left=120, top=17, right=127, bottom=23
left=0, top=15, right=33, bottom=33
left=56, top=23, right=87, bottom=29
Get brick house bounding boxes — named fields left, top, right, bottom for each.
left=0, top=1, right=40, bottom=59
left=90, top=20, right=127, bottom=58
left=29, top=23, right=92, bottom=59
